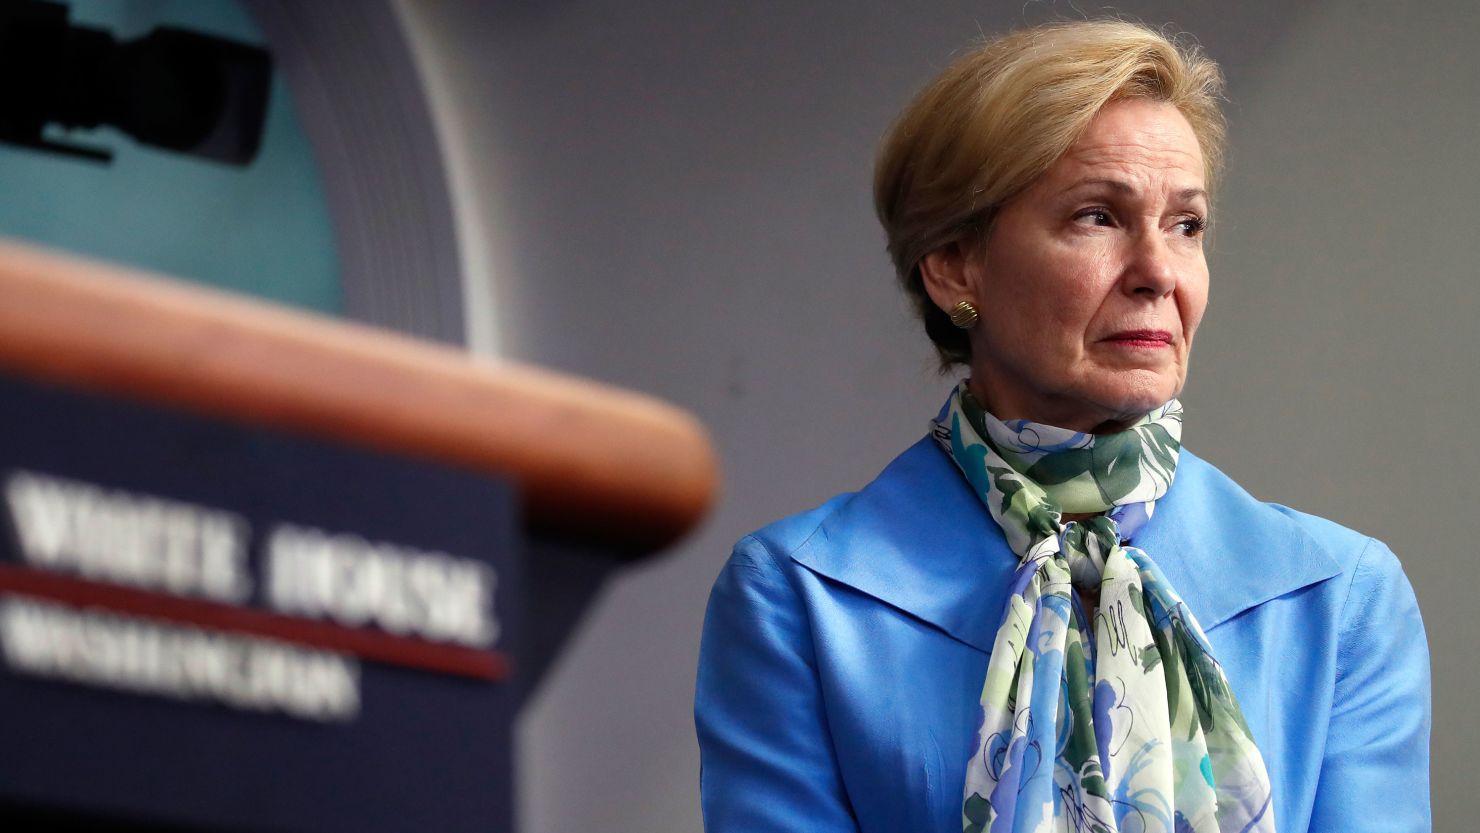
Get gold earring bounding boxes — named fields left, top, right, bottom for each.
left=948, top=300, right=979, bottom=329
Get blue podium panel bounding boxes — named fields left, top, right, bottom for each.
left=0, top=374, right=519, bottom=833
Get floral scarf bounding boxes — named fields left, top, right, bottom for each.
left=933, top=383, right=1274, bottom=833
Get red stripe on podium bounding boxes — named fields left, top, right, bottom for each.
left=0, top=563, right=510, bottom=681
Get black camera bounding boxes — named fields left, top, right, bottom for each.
left=0, top=0, right=272, bottom=165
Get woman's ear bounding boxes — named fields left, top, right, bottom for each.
left=919, top=240, right=983, bottom=315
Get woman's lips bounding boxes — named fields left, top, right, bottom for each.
left=1103, top=329, right=1173, bottom=348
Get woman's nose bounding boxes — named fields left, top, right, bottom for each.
left=1123, top=233, right=1178, bottom=298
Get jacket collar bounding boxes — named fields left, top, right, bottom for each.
left=791, top=437, right=1340, bottom=654
left=1132, top=449, right=1341, bottom=629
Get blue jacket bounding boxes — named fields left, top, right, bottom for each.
left=696, top=436, right=1430, bottom=832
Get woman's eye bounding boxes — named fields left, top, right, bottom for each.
left=1174, top=216, right=1208, bottom=237
left=1074, top=209, right=1113, bottom=226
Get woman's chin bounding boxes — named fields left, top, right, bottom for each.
left=1075, top=374, right=1182, bottom=428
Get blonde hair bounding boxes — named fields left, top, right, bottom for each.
left=874, top=19, right=1226, bottom=367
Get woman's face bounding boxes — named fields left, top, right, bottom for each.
left=926, top=99, right=1210, bottom=433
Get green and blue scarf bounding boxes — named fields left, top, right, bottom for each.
left=935, top=383, right=1273, bottom=833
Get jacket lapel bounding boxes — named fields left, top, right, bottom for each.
left=791, top=439, right=1343, bottom=653
left=791, top=437, right=1016, bottom=654
left=1134, top=449, right=1341, bottom=630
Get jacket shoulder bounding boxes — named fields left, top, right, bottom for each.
left=1266, top=502, right=1392, bottom=572
left=742, top=436, right=953, bottom=562
left=1178, top=450, right=1382, bottom=564
left=743, top=492, right=855, bottom=565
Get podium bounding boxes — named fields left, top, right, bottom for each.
left=0, top=242, right=718, bottom=832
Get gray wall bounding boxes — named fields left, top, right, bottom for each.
left=401, top=1, right=1478, bottom=829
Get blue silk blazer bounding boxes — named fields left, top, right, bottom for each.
left=696, top=436, right=1431, bottom=832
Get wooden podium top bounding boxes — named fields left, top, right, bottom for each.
left=0, top=241, right=718, bottom=556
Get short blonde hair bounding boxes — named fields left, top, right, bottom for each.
left=874, top=19, right=1226, bottom=367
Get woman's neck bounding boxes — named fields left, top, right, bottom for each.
left=964, top=377, right=1141, bottom=434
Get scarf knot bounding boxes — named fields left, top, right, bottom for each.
left=1059, top=517, right=1118, bottom=594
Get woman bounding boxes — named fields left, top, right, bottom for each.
left=695, top=18, right=1430, bottom=833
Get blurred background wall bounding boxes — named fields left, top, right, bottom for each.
left=398, top=1, right=1478, bottom=830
